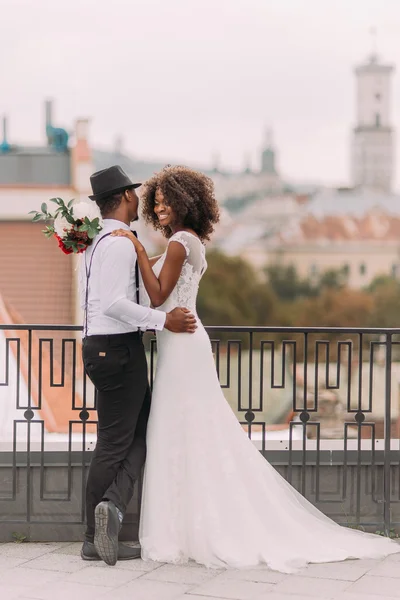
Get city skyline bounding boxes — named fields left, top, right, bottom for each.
left=1, top=0, right=400, bottom=189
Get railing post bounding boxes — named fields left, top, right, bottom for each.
left=384, top=332, right=393, bottom=536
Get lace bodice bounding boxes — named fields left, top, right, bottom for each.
left=152, top=231, right=207, bottom=313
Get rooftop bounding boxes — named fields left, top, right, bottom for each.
left=0, top=541, right=399, bottom=599
left=307, top=188, right=400, bottom=219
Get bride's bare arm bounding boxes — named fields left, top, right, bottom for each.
left=111, top=230, right=185, bottom=307
left=149, top=255, right=163, bottom=267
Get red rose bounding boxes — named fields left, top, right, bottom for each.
left=55, top=234, right=73, bottom=254
left=54, top=234, right=87, bottom=254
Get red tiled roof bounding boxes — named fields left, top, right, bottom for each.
left=280, top=211, right=400, bottom=243
left=0, top=294, right=95, bottom=435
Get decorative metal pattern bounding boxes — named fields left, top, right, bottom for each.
left=0, top=324, right=400, bottom=539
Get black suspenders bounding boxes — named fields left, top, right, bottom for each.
left=84, top=232, right=141, bottom=337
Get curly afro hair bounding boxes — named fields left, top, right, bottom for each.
left=140, top=165, right=220, bottom=241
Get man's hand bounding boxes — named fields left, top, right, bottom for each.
left=165, top=308, right=197, bottom=333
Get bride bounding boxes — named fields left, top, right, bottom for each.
left=112, top=165, right=400, bottom=573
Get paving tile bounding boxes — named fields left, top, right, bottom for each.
left=0, top=556, right=32, bottom=571
left=0, top=585, right=37, bottom=600
left=17, top=581, right=115, bottom=600
left=53, top=543, right=82, bottom=556
left=273, top=574, right=351, bottom=598
left=190, top=575, right=274, bottom=599
left=23, top=553, right=87, bottom=573
left=110, top=579, right=191, bottom=600
left=177, top=596, right=235, bottom=600
left=335, top=595, right=399, bottom=600
left=367, top=559, right=400, bottom=578
left=297, top=559, right=375, bottom=581
left=219, top=566, right=286, bottom=584
left=346, top=575, right=400, bottom=597
left=0, top=566, right=63, bottom=587
left=259, top=595, right=332, bottom=600
left=92, top=556, right=165, bottom=572
left=142, top=563, right=220, bottom=585
left=66, top=563, right=142, bottom=586
left=0, top=543, right=64, bottom=560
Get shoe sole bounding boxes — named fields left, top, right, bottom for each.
left=80, top=550, right=101, bottom=561
left=94, top=502, right=119, bottom=566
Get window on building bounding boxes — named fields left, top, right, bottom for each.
left=310, top=264, right=318, bottom=278
left=375, top=113, right=381, bottom=127
left=359, top=263, right=366, bottom=276
left=343, top=264, right=350, bottom=276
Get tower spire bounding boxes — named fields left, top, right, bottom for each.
left=243, top=152, right=252, bottom=174
left=369, top=26, right=378, bottom=62
left=211, top=151, right=220, bottom=173
left=264, top=127, right=274, bottom=148
left=261, top=127, right=277, bottom=174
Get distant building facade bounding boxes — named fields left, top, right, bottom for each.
left=0, top=101, right=93, bottom=324
left=352, top=52, right=395, bottom=192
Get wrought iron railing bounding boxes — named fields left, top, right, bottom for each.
left=1, top=324, right=400, bottom=541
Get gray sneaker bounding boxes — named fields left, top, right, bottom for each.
left=81, top=540, right=141, bottom=562
left=81, top=541, right=101, bottom=561
left=94, top=501, right=119, bottom=566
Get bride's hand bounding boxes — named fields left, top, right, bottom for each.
left=111, top=229, right=145, bottom=253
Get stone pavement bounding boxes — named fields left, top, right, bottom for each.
left=1, top=541, right=400, bottom=599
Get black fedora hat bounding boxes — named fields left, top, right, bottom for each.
left=89, top=165, right=141, bottom=201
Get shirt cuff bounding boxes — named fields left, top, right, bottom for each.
left=150, top=310, right=166, bottom=331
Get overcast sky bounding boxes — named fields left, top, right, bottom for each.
left=1, top=0, right=400, bottom=188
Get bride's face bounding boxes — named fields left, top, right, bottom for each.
left=154, top=188, right=176, bottom=227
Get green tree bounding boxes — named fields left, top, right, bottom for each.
left=368, top=279, right=400, bottom=328
left=197, top=251, right=278, bottom=326
left=265, top=264, right=316, bottom=301
left=318, top=268, right=348, bottom=291
left=265, top=263, right=349, bottom=301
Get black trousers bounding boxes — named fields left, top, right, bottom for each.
left=82, top=331, right=150, bottom=543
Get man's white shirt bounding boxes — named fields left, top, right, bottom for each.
left=79, top=219, right=166, bottom=336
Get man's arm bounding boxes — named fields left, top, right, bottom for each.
left=99, top=238, right=166, bottom=330
left=99, top=238, right=197, bottom=333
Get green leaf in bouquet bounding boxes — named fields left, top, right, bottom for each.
left=68, top=199, right=74, bottom=208
left=41, top=202, right=48, bottom=214
left=65, top=213, right=75, bottom=225
left=78, top=223, right=89, bottom=232
left=32, top=214, right=44, bottom=222
left=42, top=226, right=55, bottom=238
left=87, top=228, right=97, bottom=240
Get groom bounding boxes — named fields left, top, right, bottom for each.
left=80, top=165, right=197, bottom=565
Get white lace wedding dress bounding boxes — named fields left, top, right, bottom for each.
left=139, top=230, right=400, bottom=573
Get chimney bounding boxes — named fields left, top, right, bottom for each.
left=45, top=99, right=53, bottom=128
left=0, top=116, right=10, bottom=153
left=45, top=99, right=53, bottom=146
left=71, top=118, right=93, bottom=196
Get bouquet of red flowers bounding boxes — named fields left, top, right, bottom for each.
left=30, top=198, right=103, bottom=254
